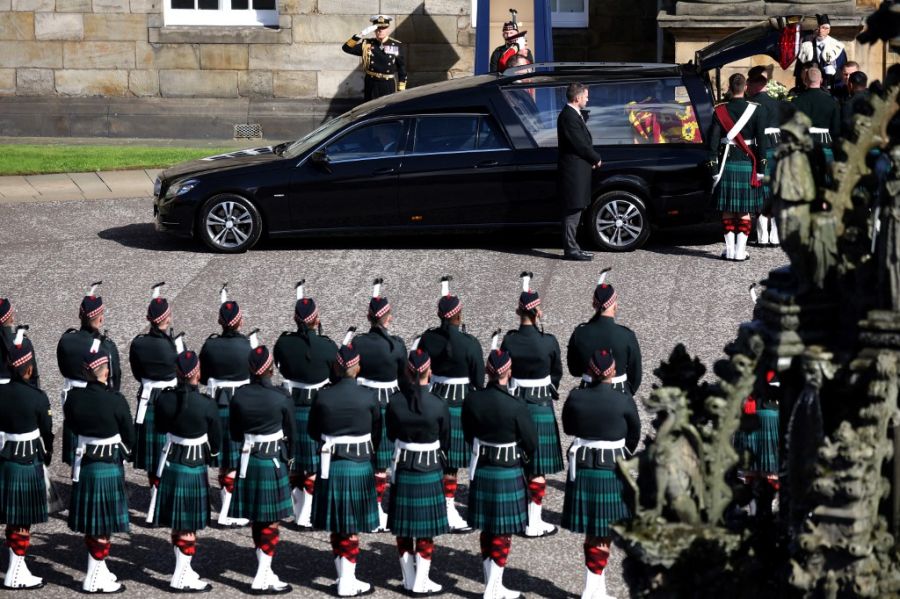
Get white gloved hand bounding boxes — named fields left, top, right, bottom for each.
left=756, top=173, right=765, bottom=183
left=358, top=25, right=378, bottom=37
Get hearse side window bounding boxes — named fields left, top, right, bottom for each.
left=413, top=116, right=479, bottom=154
left=476, top=117, right=508, bottom=150
left=324, top=121, right=404, bottom=162
left=501, top=79, right=702, bottom=147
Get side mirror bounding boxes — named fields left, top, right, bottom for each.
left=310, top=150, right=332, bottom=173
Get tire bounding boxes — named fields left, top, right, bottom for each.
left=587, top=190, right=651, bottom=252
left=198, top=194, right=263, bottom=253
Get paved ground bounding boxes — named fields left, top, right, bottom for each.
left=0, top=193, right=787, bottom=598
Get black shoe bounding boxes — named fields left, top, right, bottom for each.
left=580, top=250, right=594, bottom=257
left=564, top=252, right=592, bottom=261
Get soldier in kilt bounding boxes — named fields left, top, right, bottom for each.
left=273, top=281, right=337, bottom=530
left=0, top=332, right=52, bottom=589
left=417, top=276, right=484, bottom=533
left=709, top=73, right=768, bottom=262
left=64, top=340, right=135, bottom=593
left=352, top=279, right=406, bottom=533
left=562, top=349, right=640, bottom=599
left=308, top=333, right=381, bottom=597
left=386, top=349, right=450, bottom=595
left=733, top=369, right=780, bottom=517
left=747, top=72, right=784, bottom=247
left=229, top=344, right=295, bottom=594
left=152, top=350, right=222, bottom=592
left=128, top=283, right=178, bottom=520
left=56, top=282, right=122, bottom=466
left=1, top=299, right=40, bottom=387
left=501, top=272, right=563, bottom=538
left=199, top=285, right=252, bottom=527
left=792, top=66, right=840, bottom=179
left=567, top=270, right=642, bottom=396
left=462, top=343, right=538, bottom=599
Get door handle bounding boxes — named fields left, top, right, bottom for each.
left=373, top=167, right=396, bottom=175
left=476, top=160, right=499, bottom=168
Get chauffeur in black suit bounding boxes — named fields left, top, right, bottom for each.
left=557, top=82, right=602, bottom=261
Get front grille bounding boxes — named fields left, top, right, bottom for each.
left=234, top=123, right=263, bottom=139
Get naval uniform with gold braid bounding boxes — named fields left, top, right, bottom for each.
left=342, top=35, right=407, bottom=101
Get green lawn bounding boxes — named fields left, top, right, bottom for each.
left=0, top=145, right=236, bottom=176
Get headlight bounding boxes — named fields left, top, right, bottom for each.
left=165, top=179, right=200, bottom=199
left=153, top=176, right=162, bottom=197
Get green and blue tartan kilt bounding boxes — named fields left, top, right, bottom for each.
left=387, top=469, right=449, bottom=538
left=562, top=468, right=631, bottom=537
left=527, top=404, right=564, bottom=476
left=134, top=395, right=167, bottom=473
left=312, top=459, right=378, bottom=534
left=68, top=459, right=130, bottom=536
left=231, top=455, right=292, bottom=523
left=468, top=465, right=527, bottom=535
left=215, top=406, right=242, bottom=471
left=715, top=152, right=765, bottom=214
left=0, top=458, right=47, bottom=526
left=376, top=405, right=394, bottom=471
left=446, top=405, right=470, bottom=469
left=734, top=409, right=779, bottom=475
left=292, top=406, right=320, bottom=475
left=153, top=462, right=210, bottom=531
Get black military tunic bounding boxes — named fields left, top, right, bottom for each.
left=561, top=384, right=641, bottom=453
left=792, top=88, right=841, bottom=138
left=229, top=378, right=295, bottom=459
left=129, top=327, right=178, bottom=472
left=707, top=98, right=768, bottom=168
left=155, top=383, right=222, bottom=466
left=354, top=326, right=407, bottom=385
left=57, top=325, right=122, bottom=391
left=0, top=380, right=53, bottom=464
left=308, top=378, right=382, bottom=461
left=342, top=35, right=407, bottom=101
left=418, top=323, right=485, bottom=387
left=385, top=384, right=451, bottom=466
left=501, top=325, right=562, bottom=393
left=567, top=315, right=642, bottom=395
left=199, top=330, right=251, bottom=469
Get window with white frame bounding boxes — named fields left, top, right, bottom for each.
left=164, top=0, right=277, bottom=26
left=550, top=0, right=588, bottom=28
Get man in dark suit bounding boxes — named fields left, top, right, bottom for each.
left=557, top=82, right=602, bottom=261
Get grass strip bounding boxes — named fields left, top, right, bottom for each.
left=0, top=145, right=236, bottom=176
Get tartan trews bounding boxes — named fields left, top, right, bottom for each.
left=231, top=454, right=292, bottom=523
left=68, top=460, right=130, bottom=536
left=715, top=152, right=765, bottom=214
left=468, top=465, right=527, bottom=535
left=312, top=459, right=378, bottom=534
left=562, top=468, right=631, bottom=537
left=153, top=462, right=211, bottom=531
left=0, top=457, right=47, bottom=526
left=526, top=403, right=564, bottom=476
left=387, top=469, right=448, bottom=538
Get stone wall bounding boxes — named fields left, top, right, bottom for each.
left=553, top=0, right=666, bottom=63
left=0, top=0, right=474, bottom=99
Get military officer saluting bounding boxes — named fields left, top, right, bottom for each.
left=342, top=15, right=407, bottom=101
left=352, top=279, right=407, bottom=532
left=0, top=330, right=53, bottom=590
left=561, top=349, right=640, bottom=599
left=128, top=283, right=179, bottom=521
left=199, top=284, right=253, bottom=527
left=273, top=281, right=338, bottom=530
left=151, top=349, right=221, bottom=592
left=501, top=272, right=563, bottom=538
left=56, top=282, right=122, bottom=465
left=417, top=276, right=484, bottom=534
left=567, top=269, right=642, bottom=395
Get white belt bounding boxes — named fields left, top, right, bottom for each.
left=156, top=433, right=210, bottom=478
left=72, top=434, right=123, bottom=482
left=0, top=378, right=9, bottom=385
left=137, top=378, right=177, bottom=424
left=207, top=377, right=249, bottom=396
left=319, top=433, right=373, bottom=480
left=391, top=440, right=441, bottom=482
left=568, top=437, right=626, bottom=481
left=239, top=430, right=284, bottom=479
left=764, top=127, right=781, bottom=135
left=809, top=127, right=832, bottom=142
left=582, top=373, right=627, bottom=384
left=0, top=428, right=41, bottom=457
left=60, top=377, right=87, bottom=406
left=721, top=138, right=756, bottom=146
left=357, top=378, right=399, bottom=390
left=431, top=376, right=470, bottom=386
left=469, top=438, right=517, bottom=481
left=283, top=378, right=329, bottom=391
left=510, top=375, right=552, bottom=388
